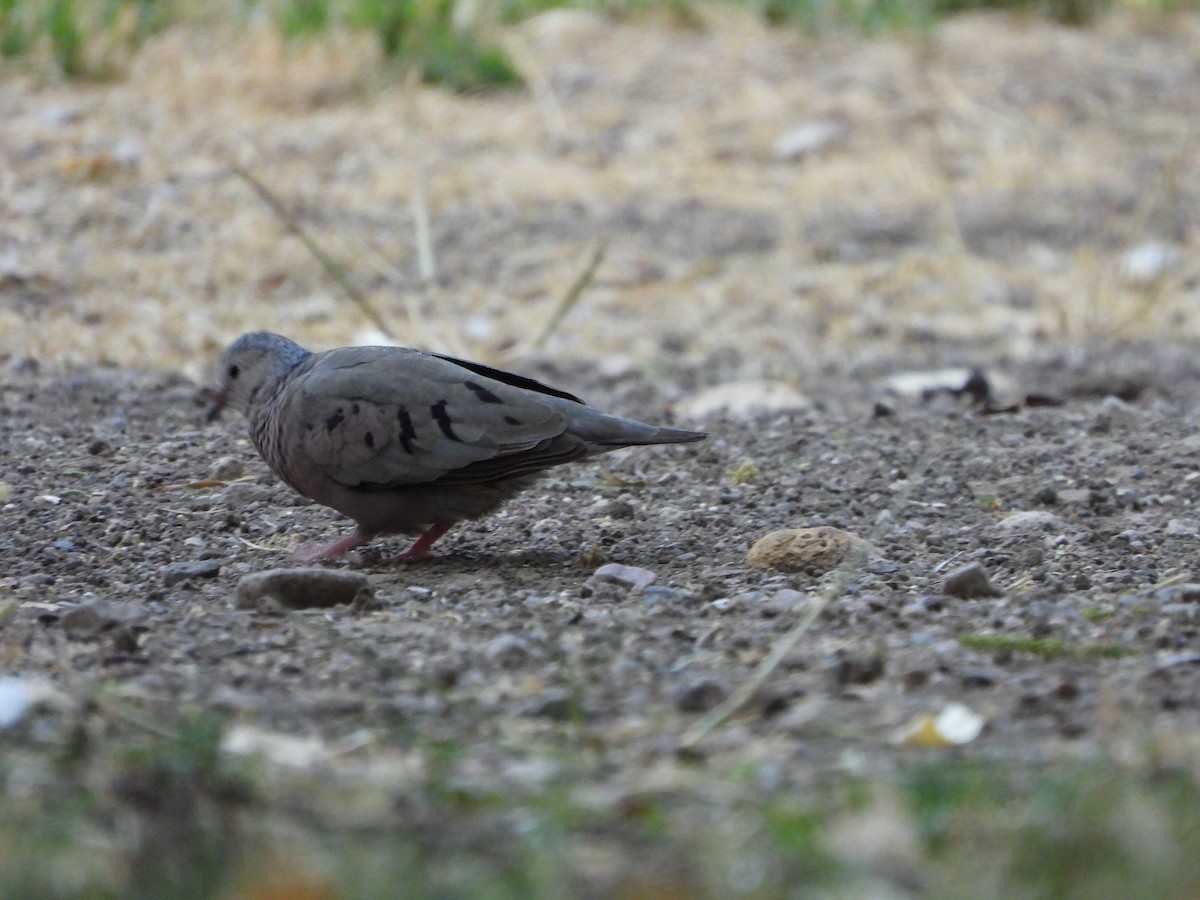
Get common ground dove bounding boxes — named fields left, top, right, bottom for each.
left=206, top=331, right=705, bottom=561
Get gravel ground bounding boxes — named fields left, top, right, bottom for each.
left=6, top=343, right=1200, bottom=781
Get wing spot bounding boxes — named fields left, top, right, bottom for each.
left=397, top=408, right=416, bottom=454
left=464, top=381, right=503, bottom=404
left=351, top=402, right=360, bottom=415
left=504, top=415, right=523, bottom=426
left=364, top=431, right=375, bottom=448
left=325, top=411, right=345, bottom=432
left=430, top=400, right=462, bottom=442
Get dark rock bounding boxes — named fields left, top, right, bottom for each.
left=672, top=675, right=730, bottom=713
left=485, top=634, right=532, bottom=668
left=163, top=560, right=221, bottom=587
left=941, top=562, right=1000, bottom=599
left=833, top=650, right=885, bottom=686
left=587, top=563, right=657, bottom=593
left=62, top=599, right=140, bottom=639
left=1033, top=486, right=1058, bottom=505
left=523, top=690, right=580, bottom=720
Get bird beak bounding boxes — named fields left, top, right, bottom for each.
left=204, top=391, right=228, bottom=423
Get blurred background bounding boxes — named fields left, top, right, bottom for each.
left=2, top=0, right=1198, bottom=381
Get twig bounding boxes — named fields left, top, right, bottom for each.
left=503, top=33, right=570, bottom=144
left=229, top=164, right=396, bottom=340
left=678, top=544, right=868, bottom=749
left=679, top=452, right=939, bottom=750
left=92, top=692, right=181, bottom=740
left=530, top=238, right=607, bottom=353
left=58, top=667, right=182, bottom=740
left=403, top=66, right=437, bottom=283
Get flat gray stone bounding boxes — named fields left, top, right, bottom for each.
left=236, top=568, right=372, bottom=611
left=589, top=563, right=657, bottom=593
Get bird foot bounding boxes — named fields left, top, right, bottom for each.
left=293, top=533, right=369, bottom=562
left=382, top=521, right=455, bottom=565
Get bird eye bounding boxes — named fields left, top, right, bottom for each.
left=228, top=364, right=240, bottom=379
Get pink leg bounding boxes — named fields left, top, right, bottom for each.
left=387, top=521, right=455, bottom=563
left=294, top=531, right=370, bottom=562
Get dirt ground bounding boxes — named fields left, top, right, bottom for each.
left=4, top=6, right=1200, bottom=895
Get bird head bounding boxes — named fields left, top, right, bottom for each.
left=205, top=331, right=310, bottom=423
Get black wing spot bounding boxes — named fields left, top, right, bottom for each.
left=351, top=402, right=360, bottom=415
left=464, top=381, right=503, bottom=404
left=397, top=408, right=416, bottom=454
left=430, top=400, right=462, bottom=442
left=364, top=431, right=375, bottom=448
left=325, top=411, right=345, bottom=432
left=503, top=415, right=523, bottom=426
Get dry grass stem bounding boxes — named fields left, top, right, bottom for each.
left=529, top=238, right=608, bottom=353
left=404, top=67, right=438, bottom=284
left=230, top=164, right=396, bottom=340
left=680, top=452, right=939, bottom=749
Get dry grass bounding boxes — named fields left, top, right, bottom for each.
left=2, top=10, right=1199, bottom=380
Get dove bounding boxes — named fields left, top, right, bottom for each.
left=206, top=331, right=705, bottom=561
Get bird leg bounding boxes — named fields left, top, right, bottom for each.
left=294, top=531, right=371, bottom=561
left=387, top=521, right=455, bottom=563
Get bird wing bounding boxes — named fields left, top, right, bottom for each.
left=285, top=347, right=587, bottom=489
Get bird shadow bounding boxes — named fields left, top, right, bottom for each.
left=355, top=547, right=578, bottom=573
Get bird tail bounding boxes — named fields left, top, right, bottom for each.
left=581, top=413, right=706, bottom=448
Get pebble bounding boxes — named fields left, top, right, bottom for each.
left=523, top=690, right=579, bottom=721
left=1165, top=519, right=1199, bottom=537
left=960, top=668, right=998, bottom=688
left=1032, top=486, right=1058, bottom=505
left=17, top=573, right=55, bottom=591
left=485, top=634, right=532, bottom=668
left=162, top=560, right=221, bottom=587
left=642, top=586, right=695, bottom=606
left=38, top=104, right=80, bottom=127
left=209, top=456, right=245, bottom=482
left=0, top=677, right=67, bottom=729
left=588, top=563, right=657, bottom=593
left=1119, top=241, right=1182, bottom=284
left=524, top=8, right=609, bottom=43
left=221, top=482, right=273, bottom=508
left=747, top=526, right=868, bottom=573
left=588, top=498, right=635, bottom=519
left=833, top=650, right=885, bottom=686
left=1154, top=584, right=1200, bottom=605
left=765, top=588, right=808, bottom=617
left=672, top=675, right=730, bottom=713
left=61, top=598, right=139, bottom=638
left=881, top=367, right=975, bottom=398
left=235, top=568, right=372, bottom=611
left=994, top=510, right=1065, bottom=532
left=674, top=380, right=810, bottom=421
left=940, top=562, right=1000, bottom=599
left=0, top=678, right=34, bottom=728
left=772, top=119, right=847, bottom=161
left=1056, top=488, right=1091, bottom=505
